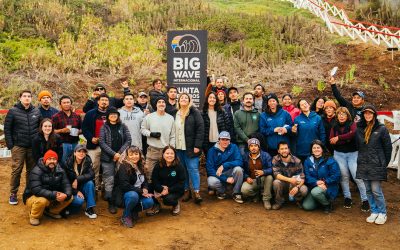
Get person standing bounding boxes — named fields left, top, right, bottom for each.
left=282, top=94, right=300, bottom=122
left=253, top=83, right=267, bottom=113
left=37, top=90, right=58, bottom=119
left=174, top=93, right=204, bottom=204
left=224, top=86, right=241, bottom=142
left=99, top=107, right=132, bottom=213
left=321, top=100, right=337, bottom=153
left=32, top=118, right=63, bottom=165
left=52, top=95, right=82, bottom=164
left=5, top=90, right=41, bottom=205
left=165, top=86, right=178, bottom=116
left=356, top=105, right=392, bottom=225
left=149, top=79, right=167, bottom=111
left=119, top=93, right=144, bottom=150
left=310, top=96, right=327, bottom=117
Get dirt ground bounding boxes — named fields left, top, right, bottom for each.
left=0, top=158, right=399, bottom=250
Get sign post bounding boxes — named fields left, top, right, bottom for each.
left=167, top=30, right=208, bottom=108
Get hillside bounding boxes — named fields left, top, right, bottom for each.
left=0, top=0, right=399, bottom=111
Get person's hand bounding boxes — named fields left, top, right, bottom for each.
left=291, top=124, right=298, bottom=133
left=274, top=127, right=280, bottom=133
left=216, top=166, right=224, bottom=177
left=150, top=132, right=161, bottom=138
left=113, top=153, right=121, bottom=161
left=72, top=179, right=78, bottom=189
left=92, top=91, right=100, bottom=99
left=246, top=177, right=253, bottom=184
left=226, top=177, right=234, bottom=184
left=142, top=188, right=152, bottom=198
left=289, top=187, right=299, bottom=197
left=92, top=137, right=99, bottom=144
left=59, top=127, right=70, bottom=134
left=318, top=183, right=327, bottom=191
left=193, top=148, right=200, bottom=154
left=255, top=170, right=264, bottom=177
left=330, top=136, right=339, bottom=145
left=316, top=180, right=325, bottom=186
left=121, top=80, right=129, bottom=89
left=56, top=192, right=67, bottom=202
left=161, top=186, right=169, bottom=196
left=144, top=109, right=150, bottom=115
left=289, top=177, right=298, bottom=186
left=77, top=191, right=84, bottom=199
left=328, top=76, right=335, bottom=85
left=280, top=127, right=288, bottom=134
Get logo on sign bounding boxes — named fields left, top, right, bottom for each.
left=171, top=34, right=201, bottom=53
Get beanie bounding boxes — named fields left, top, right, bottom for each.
left=43, top=150, right=58, bottom=163
left=266, top=93, right=279, bottom=103
left=248, top=138, right=260, bottom=148
left=324, top=100, right=337, bottom=110
left=38, top=90, right=52, bottom=100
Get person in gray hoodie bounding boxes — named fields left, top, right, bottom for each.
left=119, top=93, right=144, bottom=150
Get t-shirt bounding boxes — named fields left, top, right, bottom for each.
left=208, top=109, right=219, bottom=142
left=175, top=112, right=186, bottom=150
left=94, top=110, right=107, bottom=138
left=255, top=98, right=263, bottom=113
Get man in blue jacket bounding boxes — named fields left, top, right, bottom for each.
left=206, top=131, right=244, bottom=203
left=241, top=138, right=273, bottom=210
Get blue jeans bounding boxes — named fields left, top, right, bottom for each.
left=69, top=181, right=96, bottom=213
left=207, top=167, right=244, bottom=194
left=176, top=150, right=200, bottom=192
left=238, top=144, right=247, bottom=160
left=123, top=191, right=154, bottom=218
left=364, top=180, right=386, bottom=214
left=62, top=142, right=77, bottom=165
left=334, top=151, right=367, bottom=201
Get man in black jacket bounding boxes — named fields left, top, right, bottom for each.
left=25, top=150, right=73, bottom=226
left=4, top=90, right=41, bottom=205
left=149, top=79, right=166, bottom=111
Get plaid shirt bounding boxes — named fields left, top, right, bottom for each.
left=52, top=111, right=82, bottom=143
left=272, top=154, right=305, bottom=179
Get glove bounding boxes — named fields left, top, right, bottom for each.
left=150, top=132, right=161, bottom=138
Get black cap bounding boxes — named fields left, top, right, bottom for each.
left=107, top=107, right=120, bottom=117
left=266, top=93, right=279, bottom=103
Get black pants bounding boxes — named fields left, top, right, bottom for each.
left=161, top=192, right=183, bottom=207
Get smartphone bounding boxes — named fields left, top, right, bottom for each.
left=330, top=66, right=338, bottom=77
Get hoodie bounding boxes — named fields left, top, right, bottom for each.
left=283, top=104, right=301, bottom=122
left=233, top=107, right=260, bottom=144
left=259, top=108, right=293, bottom=151
left=119, top=106, right=144, bottom=150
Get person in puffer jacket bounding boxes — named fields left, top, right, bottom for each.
left=356, top=104, right=392, bottom=225
left=24, top=150, right=72, bottom=226
left=5, top=90, right=41, bottom=205
left=303, top=140, right=340, bottom=213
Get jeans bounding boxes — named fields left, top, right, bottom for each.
left=101, top=161, right=116, bottom=200
left=176, top=150, right=200, bottom=192
left=62, top=142, right=77, bottom=165
left=69, top=181, right=96, bottom=213
left=334, top=151, right=367, bottom=201
left=364, top=180, right=386, bottom=214
left=241, top=175, right=273, bottom=201
left=303, top=186, right=330, bottom=211
left=87, top=147, right=101, bottom=191
left=123, top=191, right=154, bottom=218
left=207, top=167, right=244, bottom=194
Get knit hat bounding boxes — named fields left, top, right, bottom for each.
left=218, top=131, right=231, bottom=140
left=155, top=96, right=166, bottom=104
left=352, top=91, right=365, bottom=99
left=38, top=90, right=52, bottom=100
left=43, top=150, right=58, bottom=163
left=74, top=144, right=88, bottom=153
left=248, top=138, right=260, bottom=147
left=324, top=100, right=337, bottom=110
left=266, top=93, right=279, bottom=103
left=216, top=89, right=226, bottom=96
left=93, top=83, right=106, bottom=90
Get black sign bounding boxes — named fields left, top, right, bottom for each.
left=167, top=30, right=208, bottom=108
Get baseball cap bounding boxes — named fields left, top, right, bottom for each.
left=218, top=131, right=231, bottom=140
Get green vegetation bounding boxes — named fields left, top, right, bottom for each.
left=291, top=85, right=304, bottom=96
left=317, top=79, right=326, bottom=92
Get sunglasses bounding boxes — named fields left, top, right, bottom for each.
left=95, top=87, right=105, bottom=91
left=139, top=96, right=148, bottom=98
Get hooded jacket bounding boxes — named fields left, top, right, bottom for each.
left=259, top=107, right=293, bottom=151
left=355, top=105, right=392, bottom=181
left=283, top=105, right=301, bottom=122
left=64, top=154, right=95, bottom=194
left=206, top=143, right=243, bottom=182
left=331, top=84, right=365, bottom=122
left=242, top=150, right=273, bottom=179
left=99, top=122, right=132, bottom=162
left=294, top=111, right=326, bottom=157
left=304, top=156, right=340, bottom=200
left=119, top=106, right=144, bottom=150
left=4, top=102, right=41, bottom=149
left=233, top=107, right=260, bottom=144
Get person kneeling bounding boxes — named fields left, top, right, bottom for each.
left=24, top=150, right=73, bottom=226
left=272, top=142, right=307, bottom=210
left=303, top=140, right=340, bottom=213
left=64, top=144, right=97, bottom=219
left=151, top=146, right=186, bottom=216
left=113, top=146, right=154, bottom=227
left=206, top=131, right=244, bottom=203
left=241, top=138, right=273, bottom=210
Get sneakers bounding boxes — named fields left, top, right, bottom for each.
left=216, top=193, right=227, bottom=200
left=194, top=191, right=203, bottom=204
left=233, top=194, right=244, bottom=204
left=263, top=200, right=272, bottom=210
left=44, top=210, right=62, bottom=219
left=344, top=198, right=352, bottom=209
left=9, top=193, right=18, bottom=205
left=181, top=190, right=192, bottom=202
left=172, top=202, right=181, bottom=216
left=374, top=213, right=387, bottom=225
left=366, top=213, right=379, bottom=223
left=361, top=200, right=370, bottom=212
left=121, top=216, right=133, bottom=228
left=272, top=203, right=282, bottom=210
left=85, top=207, right=98, bottom=219
left=146, top=203, right=161, bottom=216
left=29, top=217, right=40, bottom=226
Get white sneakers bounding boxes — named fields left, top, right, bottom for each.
left=366, top=213, right=387, bottom=225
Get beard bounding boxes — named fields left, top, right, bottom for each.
left=279, top=153, right=289, bottom=158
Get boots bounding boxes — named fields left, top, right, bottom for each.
left=194, top=191, right=203, bottom=204
left=108, top=199, right=117, bottom=214
left=181, top=190, right=192, bottom=202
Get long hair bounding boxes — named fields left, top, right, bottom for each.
left=310, top=139, right=330, bottom=160
left=119, top=146, right=145, bottom=175
left=310, top=96, right=328, bottom=113
left=357, top=105, right=378, bottom=144
left=177, top=93, right=193, bottom=122
left=39, top=118, right=58, bottom=149
left=202, top=92, right=221, bottom=113
left=160, top=145, right=180, bottom=168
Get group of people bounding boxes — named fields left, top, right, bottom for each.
left=4, top=77, right=393, bottom=227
